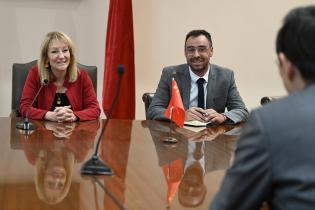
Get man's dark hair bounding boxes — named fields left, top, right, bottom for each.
left=185, top=29, right=212, bottom=47
left=276, top=6, right=315, bottom=82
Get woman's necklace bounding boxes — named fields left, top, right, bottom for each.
left=55, top=79, right=65, bottom=106
left=56, top=93, right=62, bottom=105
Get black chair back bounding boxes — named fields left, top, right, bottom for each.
left=142, top=92, right=155, bottom=119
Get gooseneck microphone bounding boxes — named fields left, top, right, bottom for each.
left=81, top=64, right=125, bottom=176
left=260, top=96, right=281, bottom=105
left=16, top=79, right=49, bottom=131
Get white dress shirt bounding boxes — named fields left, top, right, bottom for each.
left=188, top=65, right=210, bottom=108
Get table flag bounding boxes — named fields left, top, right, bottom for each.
left=164, top=78, right=185, bottom=127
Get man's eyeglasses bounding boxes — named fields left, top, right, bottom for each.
left=185, top=46, right=210, bottom=55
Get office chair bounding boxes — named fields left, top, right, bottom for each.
left=142, top=92, right=155, bottom=119
left=11, top=60, right=97, bottom=117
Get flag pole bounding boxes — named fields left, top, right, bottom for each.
left=163, top=93, right=178, bottom=144
left=163, top=72, right=185, bottom=143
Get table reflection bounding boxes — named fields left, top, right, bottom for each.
left=143, top=121, right=241, bottom=208
left=4, top=118, right=243, bottom=209
left=19, top=120, right=99, bottom=204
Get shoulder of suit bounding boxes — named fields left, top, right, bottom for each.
left=251, top=95, right=291, bottom=125
left=211, top=63, right=233, bottom=74
left=163, top=64, right=189, bottom=75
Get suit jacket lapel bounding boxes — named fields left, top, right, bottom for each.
left=176, top=65, right=191, bottom=110
left=206, top=64, right=216, bottom=109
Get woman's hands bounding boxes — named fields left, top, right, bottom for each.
left=44, top=105, right=77, bottom=122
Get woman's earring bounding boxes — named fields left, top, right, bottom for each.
left=44, top=62, right=49, bottom=68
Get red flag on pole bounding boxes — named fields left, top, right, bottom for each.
left=164, top=79, right=185, bottom=127
left=102, top=0, right=135, bottom=119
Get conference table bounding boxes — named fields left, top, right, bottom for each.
left=1, top=117, right=243, bottom=210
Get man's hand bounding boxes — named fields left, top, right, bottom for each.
left=203, top=108, right=227, bottom=124
left=185, top=107, right=227, bottom=124
left=185, top=107, right=208, bottom=122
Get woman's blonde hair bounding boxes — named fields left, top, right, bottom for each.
left=38, top=31, right=78, bottom=83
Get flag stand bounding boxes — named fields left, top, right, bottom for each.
left=163, top=107, right=178, bottom=144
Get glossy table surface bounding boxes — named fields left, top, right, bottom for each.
left=1, top=117, right=243, bottom=210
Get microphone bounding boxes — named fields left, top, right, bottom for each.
left=81, top=64, right=124, bottom=176
left=16, top=79, right=49, bottom=131
left=260, top=96, right=281, bottom=105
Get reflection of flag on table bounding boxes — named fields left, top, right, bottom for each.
left=101, top=120, right=133, bottom=210
left=162, top=158, right=183, bottom=205
left=164, top=79, right=185, bottom=127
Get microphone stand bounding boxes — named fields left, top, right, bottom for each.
left=163, top=107, right=178, bottom=144
left=16, top=79, right=48, bottom=132
left=163, top=72, right=178, bottom=144
left=16, top=117, right=36, bottom=133
left=92, top=176, right=127, bottom=210
left=81, top=65, right=124, bottom=176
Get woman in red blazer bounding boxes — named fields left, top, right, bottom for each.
left=19, top=31, right=101, bottom=121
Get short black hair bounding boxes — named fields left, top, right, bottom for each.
left=276, top=6, right=315, bottom=82
left=185, top=29, right=212, bottom=47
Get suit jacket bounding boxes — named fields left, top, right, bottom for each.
left=211, top=83, right=315, bottom=210
left=19, top=65, right=101, bottom=121
left=147, top=63, right=248, bottom=123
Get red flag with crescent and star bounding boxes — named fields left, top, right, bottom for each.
left=164, top=78, right=185, bottom=127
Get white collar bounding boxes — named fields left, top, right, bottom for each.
left=189, top=64, right=210, bottom=83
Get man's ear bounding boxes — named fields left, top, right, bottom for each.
left=209, top=46, right=214, bottom=57
left=278, top=52, right=296, bottom=81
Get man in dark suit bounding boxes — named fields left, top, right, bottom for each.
left=148, top=29, right=248, bottom=124
left=211, top=5, right=315, bottom=210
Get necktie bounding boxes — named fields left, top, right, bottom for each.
left=197, top=78, right=205, bottom=108
left=193, top=141, right=204, bottom=160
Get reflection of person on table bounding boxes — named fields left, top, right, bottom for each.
left=35, top=140, right=74, bottom=204
left=178, top=140, right=207, bottom=207
left=144, top=120, right=237, bottom=206
left=44, top=121, right=75, bottom=139
left=19, top=31, right=101, bottom=122
left=19, top=120, right=99, bottom=204
left=175, top=125, right=232, bottom=142
left=178, top=127, right=237, bottom=207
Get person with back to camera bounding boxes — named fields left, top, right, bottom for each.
left=211, top=5, right=315, bottom=210
left=147, top=29, right=248, bottom=125
left=19, top=31, right=101, bottom=122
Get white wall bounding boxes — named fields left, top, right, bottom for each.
left=0, top=0, right=314, bottom=119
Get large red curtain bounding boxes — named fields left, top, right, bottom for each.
left=102, top=0, right=135, bottom=119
